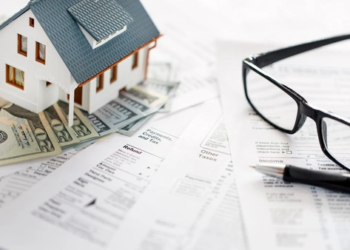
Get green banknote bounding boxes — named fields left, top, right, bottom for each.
left=57, top=101, right=99, bottom=143
left=86, top=98, right=147, bottom=137
left=44, top=105, right=80, bottom=148
left=139, top=80, right=180, bottom=112
left=0, top=103, right=61, bottom=165
left=117, top=85, right=170, bottom=136
left=125, top=85, right=169, bottom=107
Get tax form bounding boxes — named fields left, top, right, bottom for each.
left=106, top=98, right=246, bottom=250
left=218, top=41, right=350, bottom=250
left=0, top=99, right=248, bottom=250
left=0, top=158, right=44, bottom=178
left=0, top=106, right=198, bottom=250
left=0, top=148, right=78, bottom=208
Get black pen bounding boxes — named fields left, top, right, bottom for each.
left=250, top=163, right=350, bottom=193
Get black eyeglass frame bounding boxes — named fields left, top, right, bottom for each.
left=242, top=34, right=350, bottom=171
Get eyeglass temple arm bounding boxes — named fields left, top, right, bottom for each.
left=253, top=34, right=350, bottom=68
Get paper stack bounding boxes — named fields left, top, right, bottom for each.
left=2, top=0, right=350, bottom=250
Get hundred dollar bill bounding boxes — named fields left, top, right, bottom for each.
left=139, top=80, right=180, bottom=112
left=0, top=103, right=61, bottom=165
left=43, top=105, right=80, bottom=148
left=118, top=90, right=166, bottom=114
left=83, top=87, right=168, bottom=137
left=86, top=97, right=152, bottom=137
left=118, top=85, right=170, bottom=136
left=125, top=85, right=169, bottom=108
left=81, top=109, right=112, bottom=137
left=57, top=101, right=99, bottom=143
left=117, top=115, right=154, bottom=137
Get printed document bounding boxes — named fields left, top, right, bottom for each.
left=107, top=98, right=246, bottom=250
left=218, top=41, right=350, bottom=250
left=0, top=106, right=198, bottom=250
left=0, top=99, right=248, bottom=250
left=0, top=148, right=78, bottom=208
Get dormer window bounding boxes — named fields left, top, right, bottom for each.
left=78, top=25, right=128, bottom=49
left=18, top=34, right=27, bottom=57
left=68, top=0, right=133, bottom=49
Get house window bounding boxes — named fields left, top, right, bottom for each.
left=6, top=64, right=25, bottom=90
left=96, top=73, right=104, bottom=92
left=29, top=18, right=35, bottom=27
left=46, top=81, right=52, bottom=87
left=132, top=52, right=138, bottom=70
left=110, top=65, right=117, bottom=83
left=36, top=42, right=46, bottom=64
left=18, top=34, right=28, bottom=57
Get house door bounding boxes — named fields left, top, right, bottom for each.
left=67, top=86, right=83, bottom=105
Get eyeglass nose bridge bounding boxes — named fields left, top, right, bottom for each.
left=299, top=101, right=319, bottom=121
left=294, top=101, right=320, bottom=132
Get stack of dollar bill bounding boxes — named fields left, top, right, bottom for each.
left=0, top=79, right=180, bottom=166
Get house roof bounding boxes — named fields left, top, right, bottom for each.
left=0, top=4, right=30, bottom=31
left=0, top=0, right=160, bottom=86
left=68, top=0, right=133, bottom=42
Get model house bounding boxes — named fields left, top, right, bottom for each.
left=0, top=0, right=160, bottom=125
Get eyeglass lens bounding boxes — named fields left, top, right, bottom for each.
left=246, top=69, right=299, bottom=131
left=322, top=117, right=350, bottom=168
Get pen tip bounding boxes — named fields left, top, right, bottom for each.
left=249, top=165, right=256, bottom=169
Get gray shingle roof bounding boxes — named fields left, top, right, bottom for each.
left=68, top=0, right=133, bottom=42
left=0, top=0, right=160, bottom=86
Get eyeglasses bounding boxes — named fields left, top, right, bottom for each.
left=242, top=34, right=350, bottom=171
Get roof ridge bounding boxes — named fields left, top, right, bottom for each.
left=1, top=0, right=160, bottom=86
left=29, top=0, right=42, bottom=4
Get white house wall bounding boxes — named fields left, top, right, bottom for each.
left=41, top=81, right=59, bottom=109
left=89, top=47, right=148, bottom=113
left=59, top=46, right=149, bottom=114
left=124, top=47, right=148, bottom=90
left=0, top=9, right=72, bottom=113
